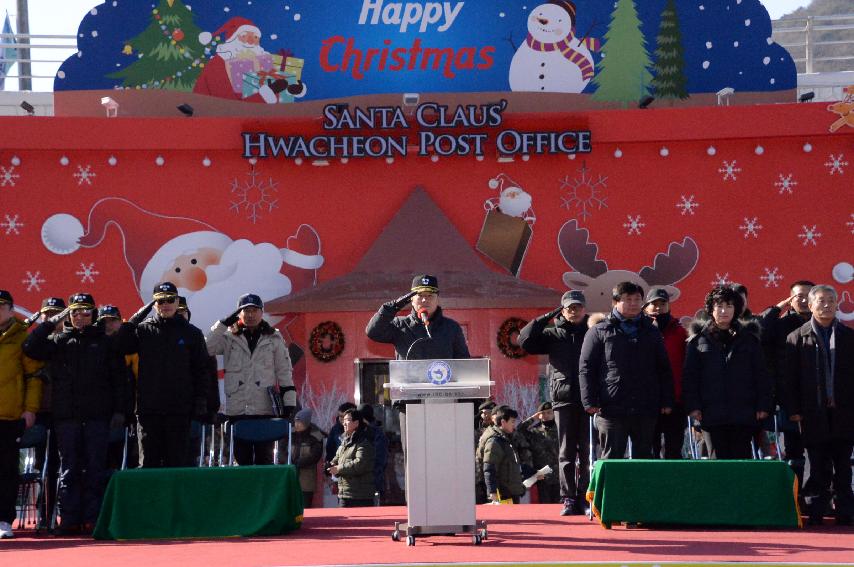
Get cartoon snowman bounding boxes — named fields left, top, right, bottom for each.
left=509, top=0, right=599, bottom=94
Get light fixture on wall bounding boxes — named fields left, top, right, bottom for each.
left=798, top=91, right=815, bottom=103
left=100, top=96, right=119, bottom=117
left=20, top=101, right=35, bottom=116
left=177, top=103, right=194, bottom=117
left=638, top=95, right=655, bottom=109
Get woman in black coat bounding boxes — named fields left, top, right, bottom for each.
left=683, top=287, right=773, bottom=459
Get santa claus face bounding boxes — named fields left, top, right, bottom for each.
left=162, top=248, right=223, bottom=292
left=498, top=186, right=533, bottom=218
left=528, top=3, right=574, bottom=42
left=237, top=30, right=260, bottom=47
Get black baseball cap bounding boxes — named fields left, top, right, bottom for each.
left=153, top=282, right=178, bottom=299
left=538, top=401, right=553, bottom=412
left=40, top=297, right=66, bottom=313
left=643, top=286, right=671, bottom=307
left=561, top=290, right=586, bottom=307
left=237, top=293, right=263, bottom=310
left=478, top=400, right=496, bottom=412
left=68, top=293, right=95, bottom=310
left=97, top=305, right=122, bottom=320
left=411, top=274, right=439, bottom=294
left=0, top=290, right=12, bottom=306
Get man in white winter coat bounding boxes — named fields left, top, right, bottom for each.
left=206, top=293, right=295, bottom=465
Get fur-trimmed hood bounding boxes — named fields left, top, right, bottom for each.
left=587, top=312, right=608, bottom=328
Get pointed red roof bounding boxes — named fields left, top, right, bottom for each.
left=267, top=187, right=560, bottom=313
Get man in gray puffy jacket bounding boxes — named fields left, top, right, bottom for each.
left=206, top=293, right=294, bottom=465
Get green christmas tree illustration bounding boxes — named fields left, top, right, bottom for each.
left=591, top=0, right=653, bottom=107
left=651, top=0, right=689, bottom=101
left=109, top=0, right=205, bottom=91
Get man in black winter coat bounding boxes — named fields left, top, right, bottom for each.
left=783, top=284, right=854, bottom=526
left=579, top=282, right=674, bottom=460
left=115, top=282, right=209, bottom=468
left=365, top=274, right=470, bottom=360
left=519, top=290, right=590, bottom=516
left=23, top=293, right=126, bottom=534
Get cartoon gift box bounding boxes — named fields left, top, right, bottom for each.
left=226, top=53, right=274, bottom=94
left=476, top=174, right=536, bottom=276
left=242, top=69, right=297, bottom=103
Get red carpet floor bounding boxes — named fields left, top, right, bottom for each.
left=2, top=504, right=853, bottom=567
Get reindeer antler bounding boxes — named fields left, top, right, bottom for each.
left=558, top=220, right=608, bottom=277
left=639, top=237, right=699, bottom=286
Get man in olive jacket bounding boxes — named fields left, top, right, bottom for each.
left=782, top=285, right=854, bottom=526
left=116, top=282, right=210, bottom=468
left=0, top=290, right=43, bottom=539
left=328, top=408, right=376, bottom=507
left=519, top=289, right=590, bottom=515
left=478, top=406, right=526, bottom=503
left=207, top=293, right=294, bottom=465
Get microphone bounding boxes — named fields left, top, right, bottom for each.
left=417, top=308, right=432, bottom=339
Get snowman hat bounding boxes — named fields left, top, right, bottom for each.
left=199, top=16, right=261, bottom=46
left=41, top=197, right=228, bottom=297
left=548, top=0, right=577, bottom=21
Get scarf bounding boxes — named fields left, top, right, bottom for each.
left=612, top=308, right=640, bottom=339
left=811, top=318, right=837, bottom=407
left=525, top=33, right=600, bottom=81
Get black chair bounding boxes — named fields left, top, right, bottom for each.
left=16, top=425, right=49, bottom=529
left=228, top=419, right=291, bottom=466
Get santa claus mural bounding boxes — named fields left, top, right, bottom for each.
left=40, top=197, right=323, bottom=334
left=193, top=16, right=307, bottom=103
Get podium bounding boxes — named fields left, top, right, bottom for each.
left=386, top=358, right=492, bottom=546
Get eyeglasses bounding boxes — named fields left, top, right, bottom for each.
left=155, top=297, right=177, bottom=305
left=70, top=309, right=92, bottom=317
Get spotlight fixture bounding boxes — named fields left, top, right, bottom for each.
left=177, top=103, right=194, bottom=117
left=402, top=93, right=420, bottom=107
left=100, top=96, right=119, bottom=117
left=798, top=91, right=815, bottom=103
left=638, top=95, right=655, bottom=109
left=20, top=101, right=35, bottom=115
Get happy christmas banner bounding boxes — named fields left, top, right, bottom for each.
left=55, top=0, right=796, bottom=110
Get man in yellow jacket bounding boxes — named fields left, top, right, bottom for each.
left=0, top=290, right=43, bottom=539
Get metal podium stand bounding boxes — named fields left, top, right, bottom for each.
left=385, top=358, right=492, bottom=546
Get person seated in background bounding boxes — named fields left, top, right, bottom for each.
left=328, top=408, right=376, bottom=508
left=290, top=408, right=325, bottom=509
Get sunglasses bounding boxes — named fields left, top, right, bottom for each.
left=70, top=309, right=93, bottom=316
left=155, top=297, right=177, bottom=305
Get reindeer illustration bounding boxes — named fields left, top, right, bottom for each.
left=558, top=220, right=699, bottom=311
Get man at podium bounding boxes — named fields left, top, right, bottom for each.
left=366, top=275, right=470, bottom=360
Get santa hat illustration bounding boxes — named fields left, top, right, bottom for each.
left=41, top=197, right=324, bottom=298
left=199, top=16, right=261, bottom=46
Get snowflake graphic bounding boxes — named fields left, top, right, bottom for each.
left=73, top=164, right=97, bottom=186
left=847, top=213, right=854, bottom=235
left=676, top=195, right=700, bottom=216
left=738, top=217, right=763, bottom=239
left=825, top=154, right=848, bottom=175
left=798, top=224, right=822, bottom=246
left=21, top=271, right=45, bottom=292
left=229, top=165, right=279, bottom=224
left=1, top=214, right=23, bottom=235
left=0, top=165, right=20, bottom=187
left=760, top=267, right=784, bottom=288
left=711, top=272, right=732, bottom=287
left=76, top=262, right=99, bottom=283
left=559, top=162, right=608, bottom=221
left=718, top=160, right=741, bottom=181
left=622, top=215, right=645, bottom=235
left=774, top=173, right=798, bottom=195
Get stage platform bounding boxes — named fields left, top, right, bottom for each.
left=3, top=504, right=853, bottom=567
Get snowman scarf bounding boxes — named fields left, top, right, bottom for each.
left=525, top=33, right=600, bottom=81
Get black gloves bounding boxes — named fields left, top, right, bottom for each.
left=220, top=308, right=242, bottom=327
left=47, top=307, right=71, bottom=326
left=387, top=291, right=416, bottom=311
left=547, top=306, right=563, bottom=319
left=269, top=78, right=290, bottom=94
left=285, top=80, right=305, bottom=96
left=129, top=301, right=155, bottom=325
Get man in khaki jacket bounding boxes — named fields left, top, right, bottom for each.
left=206, top=293, right=294, bottom=465
left=0, top=290, right=43, bottom=539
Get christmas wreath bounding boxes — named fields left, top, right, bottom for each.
left=497, top=317, right=528, bottom=359
left=309, top=321, right=345, bottom=363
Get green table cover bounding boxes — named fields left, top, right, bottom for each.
left=95, top=465, right=304, bottom=540
left=585, top=459, right=801, bottom=529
